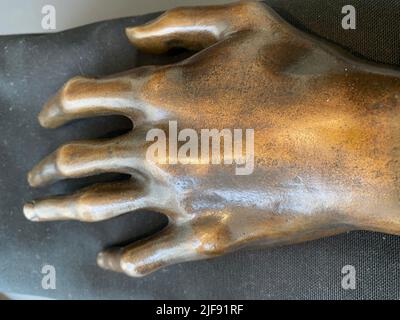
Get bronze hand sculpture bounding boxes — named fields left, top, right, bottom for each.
left=24, top=1, right=400, bottom=277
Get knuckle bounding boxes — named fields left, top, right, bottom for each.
left=55, top=144, right=76, bottom=176
left=141, top=68, right=172, bottom=101
left=193, top=217, right=233, bottom=256
left=164, top=7, right=185, bottom=19
left=235, top=1, right=265, bottom=14
left=74, top=193, right=98, bottom=222
left=59, top=76, right=89, bottom=112
left=75, top=203, right=93, bottom=222
left=231, top=1, right=271, bottom=30
left=198, top=234, right=231, bottom=256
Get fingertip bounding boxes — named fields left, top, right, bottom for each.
left=38, top=96, right=64, bottom=129
left=23, top=197, right=73, bottom=222
left=125, top=26, right=140, bottom=44
left=27, top=170, right=37, bottom=187
left=27, top=153, right=59, bottom=188
left=23, top=202, right=40, bottom=222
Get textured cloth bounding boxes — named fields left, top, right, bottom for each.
left=268, top=0, right=400, bottom=66
left=0, top=0, right=399, bottom=299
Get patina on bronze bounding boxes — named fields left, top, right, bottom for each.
left=24, top=1, right=400, bottom=277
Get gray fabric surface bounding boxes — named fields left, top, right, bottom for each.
left=0, top=0, right=399, bottom=299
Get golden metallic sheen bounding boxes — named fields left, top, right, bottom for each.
left=24, top=1, right=400, bottom=277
